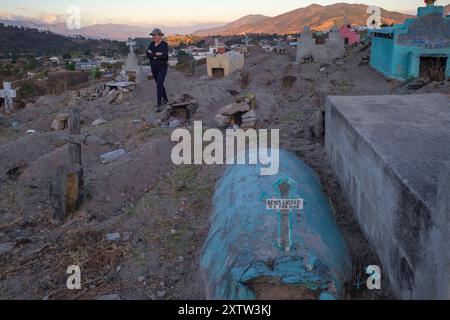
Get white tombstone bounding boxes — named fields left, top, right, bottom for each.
left=122, top=37, right=142, bottom=83
left=0, top=82, right=16, bottom=114
left=126, top=38, right=137, bottom=55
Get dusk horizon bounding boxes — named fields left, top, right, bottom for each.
left=1, top=0, right=447, bottom=27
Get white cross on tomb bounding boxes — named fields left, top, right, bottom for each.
left=126, top=38, right=137, bottom=55
left=0, top=82, right=16, bottom=114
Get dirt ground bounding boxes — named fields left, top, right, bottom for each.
left=0, top=46, right=449, bottom=300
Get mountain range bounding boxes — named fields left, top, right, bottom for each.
left=194, top=3, right=418, bottom=36
left=0, top=19, right=224, bottom=40
left=193, top=15, right=270, bottom=36
left=1, top=3, right=449, bottom=40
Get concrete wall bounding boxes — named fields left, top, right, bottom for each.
left=296, top=27, right=345, bottom=63
left=370, top=35, right=395, bottom=77
left=436, top=162, right=450, bottom=298
left=325, top=96, right=450, bottom=299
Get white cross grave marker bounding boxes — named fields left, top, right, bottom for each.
left=126, top=38, right=137, bottom=55
left=0, top=82, right=16, bottom=114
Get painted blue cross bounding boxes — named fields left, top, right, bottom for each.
left=260, top=177, right=303, bottom=252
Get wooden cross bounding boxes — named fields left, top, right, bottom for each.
left=68, top=108, right=81, bottom=165
left=0, top=82, right=16, bottom=114
left=50, top=108, right=89, bottom=222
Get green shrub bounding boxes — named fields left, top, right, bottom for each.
left=65, top=61, right=76, bottom=71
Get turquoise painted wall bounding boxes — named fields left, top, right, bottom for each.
left=370, top=5, right=450, bottom=80
left=370, top=35, right=395, bottom=77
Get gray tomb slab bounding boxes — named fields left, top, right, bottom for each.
left=325, top=93, right=450, bottom=299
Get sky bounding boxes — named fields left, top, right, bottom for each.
left=0, top=0, right=449, bottom=25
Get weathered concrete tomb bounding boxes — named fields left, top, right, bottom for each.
left=296, top=26, right=345, bottom=63
left=369, top=2, right=450, bottom=80
left=326, top=93, right=450, bottom=299
left=201, top=149, right=351, bottom=300
left=206, top=51, right=245, bottom=78
left=122, top=38, right=143, bottom=82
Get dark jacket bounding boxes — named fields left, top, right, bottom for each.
left=147, top=41, right=169, bottom=64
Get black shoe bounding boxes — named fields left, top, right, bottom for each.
left=156, top=104, right=163, bottom=113
left=162, top=98, right=169, bottom=105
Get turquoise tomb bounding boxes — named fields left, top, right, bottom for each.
left=369, top=1, right=450, bottom=80
left=200, top=149, right=351, bottom=300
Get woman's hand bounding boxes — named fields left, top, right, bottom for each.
left=147, top=50, right=153, bottom=54
left=156, top=52, right=162, bottom=56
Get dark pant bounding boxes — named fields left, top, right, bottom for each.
left=150, top=62, right=168, bottom=105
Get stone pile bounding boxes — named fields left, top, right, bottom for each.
left=158, top=94, right=199, bottom=128
left=51, top=112, right=70, bottom=131
left=215, top=93, right=258, bottom=129
left=62, top=81, right=136, bottom=107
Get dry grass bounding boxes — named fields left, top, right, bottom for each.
left=421, top=59, right=446, bottom=82
left=0, top=226, right=130, bottom=300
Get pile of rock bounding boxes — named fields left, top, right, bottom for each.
left=215, top=93, right=258, bottom=129
left=102, top=84, right=136, bottom=105
left=61, top=82, right=136, bottom=107
left=158, top=94, right=199, bottom=128
left=51, top=112, right=70, bottom=131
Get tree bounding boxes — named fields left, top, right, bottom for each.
left=91, top=67, right=101, bottom=80
left=65, top=61, right=76, bottom=71
left=194, top=39, right=206, bottom=48
left=176, top=50, right=191, bottom=63
left=24, top=57, right=39, bottom=71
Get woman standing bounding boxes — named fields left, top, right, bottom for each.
left=147, top=28, right=169, bottom=112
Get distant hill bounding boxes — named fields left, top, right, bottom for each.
left=193, top=15, right=270, bottom=36
left=194, top=3, right=414, bottom=35
left=0, top=24, right=126, bottom=56
left=0, top=19, right=225, bottom=40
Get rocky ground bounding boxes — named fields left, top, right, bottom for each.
left=0, top=46, right=449, bottom=300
